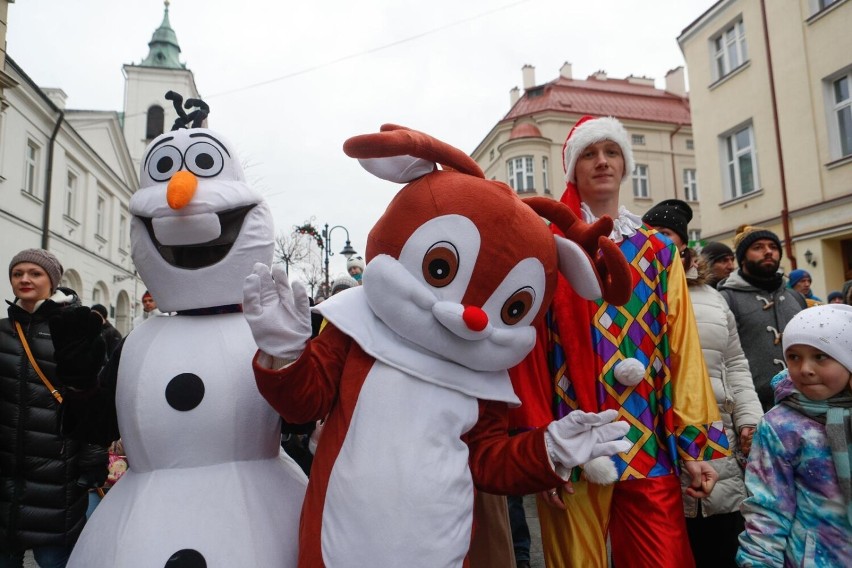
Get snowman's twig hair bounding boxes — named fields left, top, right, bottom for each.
left=165, top=91, right=210, bottom=130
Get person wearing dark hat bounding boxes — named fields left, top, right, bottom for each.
left=642, top=198, right=693, bottom=247
left=700, top=242, right=736, bottom=289
left=717, top=226, right=807, bottom=411
left=827, top=290, right=844, bottom=304
left=786, top=269, right=823, bottom=307
left=514, top=116, right=726, bottom=568
left=645, top=204, right=764, bottom=568
left=0, top=249, right=107, bottom=566
left=91, top=303, right=123, bottom=358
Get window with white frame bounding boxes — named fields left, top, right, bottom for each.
left=831, top=72, right=852, bottom=158
left=686, top=139, right=694, bottom=150
left=688, top=229, right=702, bottom=246
left=542, top=156, right=550, bottom=194
left=65, top=170, right=78, bottom=218
left=119, top=212, right=129, bottom=251
left=632, top=164, right=650, bottom=198
left=723, top=124, right=758, bottom=199
left=631, top=134, right=646, bottom=146
left=683, top=169, right=698, bottom=201
left=507, top=156, right=535, bottom=192
left=96, top=194, right=106, bottom=237
left=713, top=19, right=748, bottom=80
left=813, top=0, right=840, bottom=14
left=24, top=140, right=40, bottom=196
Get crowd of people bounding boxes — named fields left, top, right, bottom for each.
left=1, top=115, right=850, bottom=568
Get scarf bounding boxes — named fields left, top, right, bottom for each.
left=783, top=388, right=852, bottom=524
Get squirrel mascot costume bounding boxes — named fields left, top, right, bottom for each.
left=244, top=124, right=635, bottom=567
left=50, top=93, right=307, bottom=567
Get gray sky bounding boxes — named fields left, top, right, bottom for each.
left=7, top=0, right=715, bottom=282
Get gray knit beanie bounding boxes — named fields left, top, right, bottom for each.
left=9, top=248, right=64, bottom=291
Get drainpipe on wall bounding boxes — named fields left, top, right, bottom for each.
left=669, top=123, right=684, bottom=199
left=41, top=110, right=65, bottom=249
left=760, top=0, right=796, bottom=268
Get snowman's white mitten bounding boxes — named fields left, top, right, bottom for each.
left=544, top=409, right=632, bottom=470
left=243, top=263, right=311, bottom=360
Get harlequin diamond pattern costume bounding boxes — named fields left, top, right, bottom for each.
left=510, top=116, right=729, bottom=568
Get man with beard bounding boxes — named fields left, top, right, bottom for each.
left=717, top=225, right=806, bottom=411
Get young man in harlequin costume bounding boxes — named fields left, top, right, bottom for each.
left=510, top=115, right=729, bottom=567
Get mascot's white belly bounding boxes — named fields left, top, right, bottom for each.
left=68, top=314, right=307, bottom=568
left=321, top=361, right=479, bottom=568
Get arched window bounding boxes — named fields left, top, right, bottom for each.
left=146, top=105, right=165, bottom=140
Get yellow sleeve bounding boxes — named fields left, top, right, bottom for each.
left=666, top=253, right=729, bottom=460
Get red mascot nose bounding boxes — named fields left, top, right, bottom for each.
left=462, top=306, right=489, bottom=332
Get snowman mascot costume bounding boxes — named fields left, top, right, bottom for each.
left=50, top=93, right=307, bottom=567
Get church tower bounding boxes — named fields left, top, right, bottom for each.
left=122, top=0, right=201, bottom=174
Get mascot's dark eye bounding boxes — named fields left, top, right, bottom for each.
left=195, top=153, right=214, bottom=170
left=422, top=242, right=459, bottom=288
left=146, top=144, right=183, bottom=182
left=157, top=156, right=174, bottom=173
left=184, top=141, right=224, bottom=178
left=501, top=287, right=535, bottom=325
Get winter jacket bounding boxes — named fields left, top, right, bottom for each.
left=100, top=321, right=122, bottom=359
left=680, top=282, right=763, bottom=518
left=0, top=289, right=108, bottom=551
left=717, top=271, right=805, bottom=411
left=737, top=373, right=852, bottom=567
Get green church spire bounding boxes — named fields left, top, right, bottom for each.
left=140, top=0, right=185, bottom=69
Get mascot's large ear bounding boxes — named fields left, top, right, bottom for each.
left=343, top=124, right=485, bottom=183
left=357, top=155, right=436, bottom=183
left=523, top=197, right=632, bottom=306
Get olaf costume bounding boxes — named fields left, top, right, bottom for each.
left=244, top=125, right=635, bottom=567
left=55, top=97, right=306, bottom=567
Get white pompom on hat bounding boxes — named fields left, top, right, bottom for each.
left=782, top=304, right=852, bottom=373
left=562, top=116, right=635, bottom=184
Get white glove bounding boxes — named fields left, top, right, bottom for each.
left=243, top=263, right=311, bottom=360
left=545, top=409, right=632, bottom=471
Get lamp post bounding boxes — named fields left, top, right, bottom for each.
left=322, top=223, right=357, bottom=297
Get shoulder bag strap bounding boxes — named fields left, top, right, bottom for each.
left=13, top=320, right=63, bottom=404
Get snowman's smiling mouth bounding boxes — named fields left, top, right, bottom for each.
left=139, top=205, right=255, bottom=269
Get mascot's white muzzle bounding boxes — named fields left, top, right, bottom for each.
left=432, top=301, right=493, bottom=340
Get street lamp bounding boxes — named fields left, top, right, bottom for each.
left=322, top=223, right=358, bottom=296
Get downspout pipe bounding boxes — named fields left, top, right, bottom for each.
left=41, top=110, right=65, bottom=249
left=669, top=123, right=684, bottom=199
left=760, top=0, right=795, bottom=268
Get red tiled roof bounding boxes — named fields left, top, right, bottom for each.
left=504, top=75, right=691, bottom=126
left=509, top=122, right=543, bottom=139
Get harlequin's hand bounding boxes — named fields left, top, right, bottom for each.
left=243, top=263, right=311, bottom=360
left=48, top=306, right=105, bottom=390
left=683, top=460, right=718, bottom=498
left=545, top=409, right=631, bottom=470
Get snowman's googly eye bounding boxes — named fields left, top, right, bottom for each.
left=184, top=141, right=224, bottom=178
left=146, top=145, right=183, bottom=182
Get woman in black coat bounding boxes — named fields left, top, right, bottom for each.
left=0, top=249, right=107, bottom=568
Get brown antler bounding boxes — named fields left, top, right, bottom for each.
left=343, top=125, right=485, bottom=179
left=523, top=197, right=632, bottom=306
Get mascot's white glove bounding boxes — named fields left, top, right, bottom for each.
left=545, top=409, right=632, bottom=471
left=243, top=263, right=311, bottom=361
